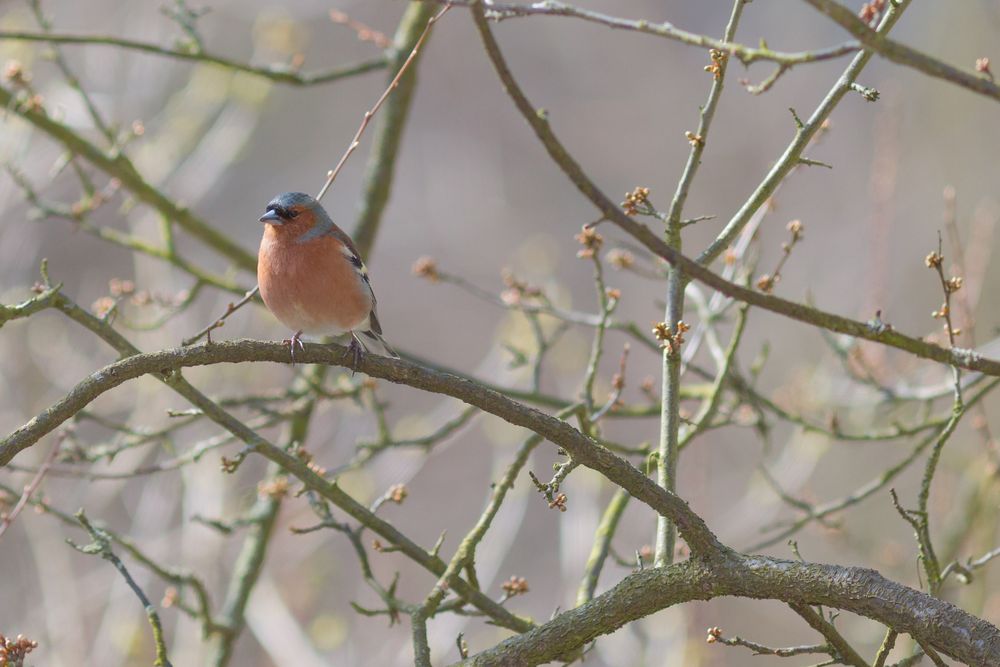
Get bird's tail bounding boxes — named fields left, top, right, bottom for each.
left=360, top=329, right=400, bottom=358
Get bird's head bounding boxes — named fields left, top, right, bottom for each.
left=259, top=192, right=328, bottom=237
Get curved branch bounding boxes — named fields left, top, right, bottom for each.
left=0, top=338, right=726, bottom=560
left=9, top=310, right=998, bottom=665
left=459, top=556, right=1000, bottom=666
left=11, top=289, right=531, bottom=633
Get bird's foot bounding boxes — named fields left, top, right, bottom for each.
left=348, top=334, right=365, bottom=374
left=282, top=331, right=305, bottom=365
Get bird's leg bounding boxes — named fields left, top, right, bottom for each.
left=348, top=332, right=365, bottom=373
left=282, top=330, right=305, bottom=365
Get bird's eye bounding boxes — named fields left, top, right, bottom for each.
left=287, top=208, right=299, bottom=219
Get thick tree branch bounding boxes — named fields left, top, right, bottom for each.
left=0, top=336, right=726, bottom=560
left=457, top=557, right=1000, bottom=666
left=8, top=289, right=531, bottom=633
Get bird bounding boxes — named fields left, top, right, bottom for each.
left=257, top=191, right=398, bottom=367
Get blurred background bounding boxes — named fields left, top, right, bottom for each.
left=1, top=1, right=1000, bottom=665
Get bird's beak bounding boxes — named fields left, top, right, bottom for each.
left=259, top=210, right=282, bottom=224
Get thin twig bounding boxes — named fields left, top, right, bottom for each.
left=0, top=29, right=386, bottom=85
left=70, top=511, right=174, bottom=667
left=0, top=432, right=62, bottom=539
left=182, top=286, right=260, bottom=347
left=708, top=627, right=829, bottom=658
left=316, top=4, right=452, bottom=201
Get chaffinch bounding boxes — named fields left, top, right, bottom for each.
left=257, top=192, right=398, bottom=365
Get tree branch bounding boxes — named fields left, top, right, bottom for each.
left=0, top=30, right=386, bottom=86
left=655, top=0, right=745, bottom=569
left=70, top=511, right=174, bottom=667
left=9, top=287, right=532, bottom=633
left=0, top=336, right=726, bottom=560
left=788, top=602, right=867, bottom=667
left=800, top=0, right=1000, bottom=104
left=430, top=0, right=858, bottom=70
left=457, top=556, right=1000, bottom=666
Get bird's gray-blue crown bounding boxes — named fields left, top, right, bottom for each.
left=269, top=192, right=316, bottom=211
left=260, top=191, right=333, bottom=227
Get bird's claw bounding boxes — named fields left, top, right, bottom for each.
left=348, top=335, right=365, bottom=375
left=283, top=331, right=306, bottom=365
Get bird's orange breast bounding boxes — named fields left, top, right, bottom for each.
left=258, top=229, right=372, bottom=335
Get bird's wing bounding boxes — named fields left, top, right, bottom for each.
left=327, top=226, right=383, bottom=336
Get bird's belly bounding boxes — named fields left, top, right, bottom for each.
left=258, top=243, right=372, bottom=335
